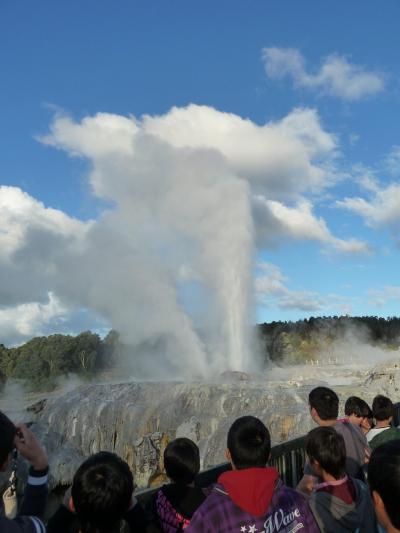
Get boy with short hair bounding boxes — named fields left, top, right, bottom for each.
left=149, top=437, right=206, bottom=532
left=368, top=440, right=400, bottom=533
left=0, top=411, right=49, bottom=533
left=306, top=426, right=376, bottom=532
left=368, top=395, right=400, bottom=449
left=47, top=451, right=147, bottom=533
left=344, top=396, right=373, bottom=435
left=187, top=416, right=319, bottom=532
left=297, top=387, right=369, bottom=494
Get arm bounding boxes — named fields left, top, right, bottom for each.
left=14, top=424, right=49, bottom=520
left=19, top=466, right=48, bottom=518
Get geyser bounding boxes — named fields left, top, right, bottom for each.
left=1, top=103, right=352, bottom=376
left=39, top=108, right=258, bottom=377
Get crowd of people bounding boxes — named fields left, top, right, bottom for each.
left=1, top=387, right=400, bottom=532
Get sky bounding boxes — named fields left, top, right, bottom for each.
left=1, top=0, right=400, bottom=354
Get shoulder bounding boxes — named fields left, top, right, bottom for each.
left=371, top=426, right=400, bottom=445
left=271, top=482, right=309, bottom=509
left=351, top=476, right=368, bottom=492
left=335, top=420, right=367, bottom=442
left=195, top=484, right=229, bottom=512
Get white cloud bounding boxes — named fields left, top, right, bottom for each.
left=0, top=186, right=91, bottom=307
left=367, top=286, right=400, bottom=307
left=336, top=182, right=400, bottom=226
left=385, top=145, right=400, bottom=176
left=255, top=263, right=354, bottom=313
left=262, top=47, right=385, bottom=101
left=0, top=293, right=66, bottom=345
left=0, top=185, right=89, bottom=259
left=43, top=105, right=336, bottom=200
left=39, top=112, right=138, bottom=159
left=255, top=263, right=325, bottom=312
left=253, top=196, right=370, bottom=254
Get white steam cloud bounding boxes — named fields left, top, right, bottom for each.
left=0, top=105, right=369, bottom=377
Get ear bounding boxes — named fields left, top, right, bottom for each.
left=68, top=497, right=76, bottom=513
left=310, top=459, right=322, bottom=477
left=225, top=449, right=235, bottom=469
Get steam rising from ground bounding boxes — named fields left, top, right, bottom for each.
left=314, top=328, right=400, bottom=366
left=0, top=105, right=369, bottom=377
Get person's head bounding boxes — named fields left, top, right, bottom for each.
left=369, top=441, right=400, bottom=531
left=372, top=395, right=394, bottom=423
left=163, top=438, right=200, bottom=486
left=226, top=416, right=271, bottom=470
left=305, top=426, right=346, bottom=480
left=308, top=387, right=339, bottom=423
left=71, top=452, right=134, bottom=533
left=345, top=396, right=373, bottom=429
left=0, top=411, right=16, bottom=470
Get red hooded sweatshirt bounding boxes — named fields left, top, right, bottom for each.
left=218, top=467, right=279, bottom=516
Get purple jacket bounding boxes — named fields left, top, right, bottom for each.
left=186, top=467, right=320, bottom=533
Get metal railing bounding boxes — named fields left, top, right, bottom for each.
left=136, top=434, right=306, bottom=505
left=270, top=435, right=306, bottom=488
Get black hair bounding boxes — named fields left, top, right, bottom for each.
left=227, top=416, right=270, bottom=470
left=368, top=440, right=400, bottom=529
left=72, top=451, right=133, bottom=533
left=344, top=396, right=372, bottom=418
left=163, top=438, right=200, bottom=485
left=0, top=411, right=16, bottom=467
left=306, top=426, right=346, bottom=480
left=372, top=395, right=394, bottom=421
left=309, top=387, right=339, bottom=420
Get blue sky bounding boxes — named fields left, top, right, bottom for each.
left=1, top=0, right=400, bottom=348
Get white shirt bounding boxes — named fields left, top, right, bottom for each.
left=366, top=426, right=390, bottom=442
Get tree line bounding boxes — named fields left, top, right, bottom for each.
left=1, top=316, right=399, bottom=390
left=0, top=330, right=121, bottom=390
left=257, top=315, right=400, bottom=363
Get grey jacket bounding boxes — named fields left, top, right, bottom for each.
left=309, top=477, right=377, bottom=533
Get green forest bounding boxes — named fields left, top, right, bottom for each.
left=259, top=315, right=400, bottom=364
left=1, top=316, right=399, bottom=391
left=0, top=330, right=121, bottom=390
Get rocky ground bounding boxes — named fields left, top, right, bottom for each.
left=2, top=359, right=400, bottom=490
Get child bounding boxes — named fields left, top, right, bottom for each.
left=298, top=387, right=369, bottom=494
left=187, top=416, right=319, bottom=533
left=150, top=438, right=206, bottom=532
left=368, top=395, right=400, bottom=450
left=344, top=396, right=373, bottom=435
left=47, top=451, right=147, bottom=533
left=369, top=440, right=400, bottom=533
left=306, top=426, right=376, bottom=533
